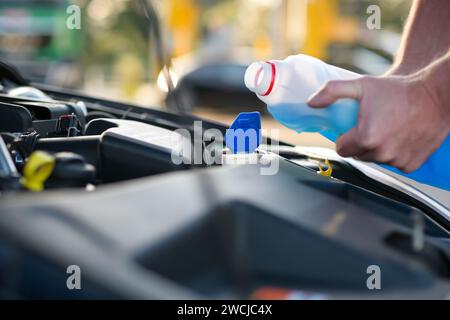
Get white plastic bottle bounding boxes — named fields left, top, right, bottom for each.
left=245, top=54, right=360, bottom=104
left=244, top=54, right=450, bottom=191
left=244, top=54, right=361, bottom=140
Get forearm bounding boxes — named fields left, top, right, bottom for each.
left=388, top=0, right=450, bottom=75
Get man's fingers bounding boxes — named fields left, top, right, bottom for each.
left=308, top=79, right=364, bottom=108
left=335, top=128, right=365, bottom=157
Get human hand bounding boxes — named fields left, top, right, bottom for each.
left=307, top=74, right=450, bottom=173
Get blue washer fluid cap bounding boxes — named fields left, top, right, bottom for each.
left=225, top=112, right=262, bottom=154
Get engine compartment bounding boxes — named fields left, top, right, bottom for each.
left=0, top=83, right=449, bottom=299
left=0, top=85, right=214, bottom=191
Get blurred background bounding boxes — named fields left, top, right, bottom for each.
left=0, top=0, right=412, bottom=146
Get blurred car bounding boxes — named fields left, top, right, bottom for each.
left=166, top=63, right=265, bottom=113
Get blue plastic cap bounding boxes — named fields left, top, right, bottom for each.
left=225, top=112, right=262, bottom=154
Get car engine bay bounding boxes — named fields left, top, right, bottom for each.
left=0, top=63, right=449, bottom=299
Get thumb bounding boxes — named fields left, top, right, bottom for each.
left=307, top=79, right=363, bottom=108
left=335, top=127, right=365, bottom=158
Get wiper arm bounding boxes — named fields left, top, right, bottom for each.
left=138, top=0, right=185, bottom=114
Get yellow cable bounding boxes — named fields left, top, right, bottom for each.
left=20, top=151, right=55, bottom=192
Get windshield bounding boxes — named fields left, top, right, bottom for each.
left=0, top=0, right=410, bottom=149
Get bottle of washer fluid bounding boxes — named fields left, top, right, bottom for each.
left=244, top=54, right=450, bottom=191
